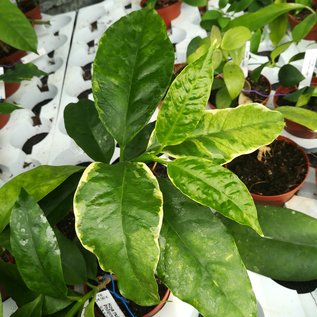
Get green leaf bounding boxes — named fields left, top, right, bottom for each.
left=0, top=64, right=46, bottom=83
left=278, top=64, right=305, bottom=86
left=228, top=0, right=253, bottom=12
left=0, top=165, right=83, bottom=233
left=270, top=41, right=292, bottom=64
left=74, top=162, right=163, bottom=306
left=228, top=3, right=307, bottom=31
left=292, top=13, right=317, bottom=42
left=11, top=296, right=43, bottom=317
left=182, top=0, right=208, bottom=6
left=223, top=205, right=317, bottom=281
left=155, top=46, right=214, bottom=148
left=250, top=29, right=262, bottom=53
left=221, top=27, right=251, bottom=51
left=55, top=230, right=88, bottom=285
left=157, top=179, right=256, bottom=317
left=249, top=63, right=268, bottom=82
left=269, top=14, right=288, bottom=45
left=0, top=293, right=2, bottom=317
left=0, top=227, right=11, bottom=251
left=0, top=103, right=21, bottom=114
left=215, top=86, right=232, bottom=108
left=167, top=157, right=263, bottom=235
left=125, top=121, right=155, bottom=160
left=223, top=61, right=245, bottom=100
left=64, top=100, right=114, bottom=163
left=164, top=104, right=284, bottom=164
left=10, top=190, right=68, bottom=298
left=0, top=261, right=36, bottom=306
left=92, top=9, right=174, bottom=149
left=277, top=106, right=317, bottom=131
left=43, top=296, right=74, bottom=315
left=0, top=0, right=37, bottom=52
left=288, top=52, right=305, bottom=63
left=186, top=36, right=204, bottom=59
left=76, top=240, right=97, bottom=280
left=187, top=37, right=211, bottom=64
left=84, top=292, right=97, bottom=317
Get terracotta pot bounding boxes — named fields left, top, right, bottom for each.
left=288, top=13, right=317, bottom=41
left=273, top=77, right=317, bottom=139
left=0, top=114, right=10, bottom=129
left=5, top=82, right=20, bottom=98
left=251, top=136, right=309, bottom=206
left=143, top=289, right=170, bottom=317
left=141, top=0, right=181, bottom=29
left=24, top=3, right=41, bottom=20
left=0, top=49, right=26, bottom=66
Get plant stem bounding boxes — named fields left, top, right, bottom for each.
left=65, top=289, right=95, bottom=317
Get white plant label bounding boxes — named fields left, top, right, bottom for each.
left=0, top=67, right=5, bottom=99
left=241, top=41, right=250, bottom=78
left=298, top=48, right=317, bottom=89
left=95, top=290, right=126, bottom=317
left=21, top=47, right=46, bottom=64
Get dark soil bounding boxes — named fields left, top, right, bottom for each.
left=78, top=88, right=92, bottom=100
left=31, top=98, right=53, bottom=126
left=17, top=0, right=38, bottom=12
left=0, top=43, right=17, bottom=59
left=90, top=21, right=98, bottom=32
left=37, top=76, right=49, bottom=92
left=22, top=133, right=48, bottom=154
left=95, top=278, right=168, bottom=317
left=294, top=6, right=317, bottom=21
left=48, top=50, right=55, bottom=58
left=308, top=152, right=317, bottom=167
left=56, top=212, right=76, bottom=240
left=148, top=162, right=168, bottom=178
left=274, top=279, right=317, bottom=294
left=227, top=139, right=308, bottom=196
left=243, top=75, right=271, bottom=104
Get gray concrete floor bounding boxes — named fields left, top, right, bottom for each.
left=40, top=0, right=103, bottom=14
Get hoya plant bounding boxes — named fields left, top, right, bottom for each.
left=2, top=7, right=317, bottom=317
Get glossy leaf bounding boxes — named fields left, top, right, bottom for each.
left=84, top=292, right=97, bottom=317
left=215, top=86, right=232, bottom=108
left=278, top=64, right=305, bottom=86
left=64, top=100, right=114, bottom=162
left=223, top=205, right=317, bottom=281
left=0, top=0, right=37, bottom=52
left=43, top=296, right=74, bottom=315
left=183, top=0, right=208, bottom=5
left=292, top=13, right=317, bottom=42
left=228, top=3, right=307, bottom=31
left=223, top=61, right=245, bottom=99
left=0, top=103, right=21, bottom=114
left=10, top=190, right=68, bottom=298
left=155, top=46, right=214, bottom=148
left=0, top=64, right=46, bottom=83
left=0, top=261, right=36, bottom=306
left=92, top=9, right=174, bottom=148
left=55, top=230, right=88, bottom=285
left=11, top=296, right=43, bottom=317
left=221, top=27, right=251, bottom=51
left=74, top=162, right=163, bottom=305
left=164, top=104, right=284, bottom=164
left=167, top=157, right=262, bottom=235
left=270, top=41, right=292, bottom=64
left=0, top=165, right=83, bottom=233
left=250, top=29, right=262, bottom=53
left=187, top=37, right=211, bottom=64
left=157, top=179, right=256, bottom=317
left=277, top=106, right=317, bottom=131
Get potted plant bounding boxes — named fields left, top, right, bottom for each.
left=227, top=136, right=310, bottom=206
left=16, top=0, right=41, bottom=20
left=274, top=64, right=317, bottom=138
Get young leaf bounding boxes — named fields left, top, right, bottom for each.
left=0, top=103, right=21, bottom=114
left=157, top=179, right=256, bottom=317
left=215, top=86, right=232, bottom=108
left=0, top=0, right=37, bottom=52
left=270, top=41, right=292, bottom=64
left=155, top=46, right=214, bottom=148
left=0, top=64, right=46, bottom=83
left=92, top=9, right=174, bottom=149
left=0, top=165, right=83, bottom=233
left=278, top=64, right=305, bottom=87
left=269, top=14, right=288, bottom=45
left=42, top=296, right=74, bottom=315
left=292, top=13, right=317, bottom=42
left=64, top=100, right=115, bottom=163
left=54, top=229, right=88, bottom=285
left=10, top=190, right=68, bottom=298
left=167, top=157, right=263, bottom=235
left=11, top=296, right=43, bottom=317
left=223, top=61, right=245, bottom=100
left=223, top=205, right=317, bottom=281
left=84, top=291, right=97, bottom=317
left=221, top=27, right=251, bottom=51
left=228, top=3, right=307, bottom=31
left=164, top=104, right=284, bottom=164
left=74, top=162, right=163, bottom=306
left=277, top=106, right=317, bottom=131
left=250, top=29, right=262, bottom=54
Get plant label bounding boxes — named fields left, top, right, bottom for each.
left=299, top=48, right=317, bottom=89
left=241, top=41, right=250, bottom=78
left=0, top=67, right=5, bottom=99
left=95, top=290, right=126, bottom=317
left=21, top=48, right=47, bottom=64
